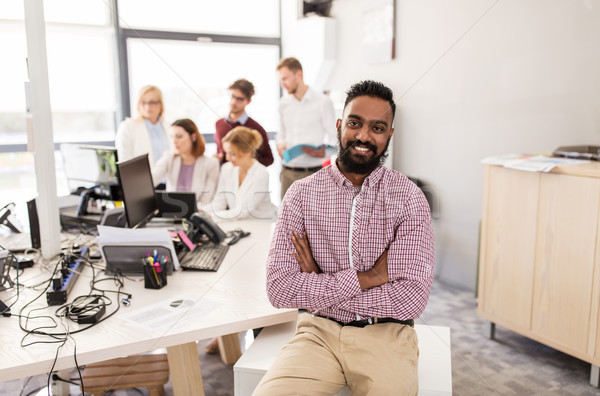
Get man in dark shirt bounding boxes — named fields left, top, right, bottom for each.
left=214, top=79, right=274, bottom=167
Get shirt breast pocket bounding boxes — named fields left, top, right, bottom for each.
left=356, top=221, right=394, bottom=271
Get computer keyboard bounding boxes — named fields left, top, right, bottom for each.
left=178, top=243, right=229, bottom=271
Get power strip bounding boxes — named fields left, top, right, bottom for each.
left=47, top=247, right=88, bottom=306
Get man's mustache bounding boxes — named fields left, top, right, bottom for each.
left=344, top=140, right=378, bottom=153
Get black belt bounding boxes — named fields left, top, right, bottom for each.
left=283, top=165, right=322, bottom=172
left=313, top=313, right=414, bottom=328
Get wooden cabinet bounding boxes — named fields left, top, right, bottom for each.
left=478, top=162, right=600, bottom=367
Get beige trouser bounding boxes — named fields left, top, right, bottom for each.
left=280, top=167, right=320, bottom=200
left=253, top=313, right=419, bottom=396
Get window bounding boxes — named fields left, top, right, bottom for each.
left=118, top=0, right=280, bottom=37
left=127, top=38, right=280, bottom=135
left=0, top=20, right=28, bottom=146
left=0, top=1, right=118, bottom=147
left=0, top=1, right=118, bottom=217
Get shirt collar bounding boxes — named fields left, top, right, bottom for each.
left=289, top=86, right=317, bottom=103
left=330, top=160, right=385, bottom=190
left=144, top=118, right=160, bottom=128
left=226, top=112, right=249, bottom=125
left=301, top=86, right=317, bottom=102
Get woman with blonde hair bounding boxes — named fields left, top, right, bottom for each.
left=202, top=126, right=276, bottom=355
left=152, top=119, right=219, bottom=206
left=115, top=85, right=169, bottom=166
left=204, top=126, right=277, bottom=221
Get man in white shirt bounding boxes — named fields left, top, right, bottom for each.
left=276, top=57, right=336, bottom=199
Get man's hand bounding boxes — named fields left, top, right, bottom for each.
left=301, top=145, right=326, bottom=158
left=214, top=152, right=224, bottom=161
left=357, top=249, right=389, bottom=290
left=291, top=231, right=320, bottom=274
left=277, top=144, right=287, bottom=159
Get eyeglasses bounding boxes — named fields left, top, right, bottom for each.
left=231, top=95, right=248, bottom=102
left=140, top=101, right=160, bottom=106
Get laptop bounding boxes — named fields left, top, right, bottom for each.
left=155, top=192, right=197, bottom=219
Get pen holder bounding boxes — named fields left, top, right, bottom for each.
left=142, top=258, right=167, bottom=289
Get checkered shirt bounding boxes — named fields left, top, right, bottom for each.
left=266, top=162, right=435, bottom=324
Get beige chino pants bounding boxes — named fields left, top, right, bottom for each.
left=253, top=313, right=419, bottom=396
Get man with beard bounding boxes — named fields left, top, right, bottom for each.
left=276, top=57, right=336, bottom=199
left=254, top=81, right=435, bottom=395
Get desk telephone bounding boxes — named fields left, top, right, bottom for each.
left=188, top=212, right=226, bottom=244
left=176, top=212, right=229, bottom=272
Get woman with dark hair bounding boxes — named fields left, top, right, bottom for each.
left=151, top=118, right=219, bottom=206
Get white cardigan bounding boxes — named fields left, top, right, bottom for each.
left=203, top=161, right=277, bottom=221
left=115, top=117, right=169, bottom=165
left=151, top=152, right=220, bottom=206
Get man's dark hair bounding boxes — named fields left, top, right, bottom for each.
left=344, top=80, right=396, bottom=120
left=229, top=79, right=255, bottom=99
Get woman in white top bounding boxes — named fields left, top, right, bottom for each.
left=151, top=119, right=219, bottom=206
left=202, top=125, right=276, bottom=356
left=204, top=126, right=277, bottom=221
left=115, top=85, right=170, bottom=166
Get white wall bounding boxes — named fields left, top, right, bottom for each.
left=284, top=0, right=600, bottom=290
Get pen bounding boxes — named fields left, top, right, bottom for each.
left=142, top=258, right=157, bottom=288
left=151, top=261, right=160, bottom=286
left=154, top=249, right=158, bottom=263
left=163, top=256, right=169, bottom=273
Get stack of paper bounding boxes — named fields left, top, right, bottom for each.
left=122, top=295, right=221, bottom=333
left=481, top=154, right=589, bottom=172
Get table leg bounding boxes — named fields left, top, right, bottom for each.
left=218, top=333, right=242, bottom=365
left=167, top=342, right=205, bottom=395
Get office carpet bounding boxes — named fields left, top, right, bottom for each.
left=3, top=280, right=600, bottom=395
left=419, top=282, right=598, bottom=396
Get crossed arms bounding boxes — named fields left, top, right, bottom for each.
left=265, top=184, right=435, bottom=320
left=292, top=231, right=389, bottom=291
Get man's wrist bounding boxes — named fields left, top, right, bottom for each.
left=357, top=267, right=388, bottom=290
left=357, top=270, right=375, bottom=290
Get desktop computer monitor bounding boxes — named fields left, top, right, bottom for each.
left=60, top=144, right=122, bottom=217
left=116, top=154, right=158, bottom=229
left=60, top=144, right=119, bottom=191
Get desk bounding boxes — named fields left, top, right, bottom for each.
left=0, top=219, right=297, bottom=395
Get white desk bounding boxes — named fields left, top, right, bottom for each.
left=0, top=219, right=297, bottom=395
